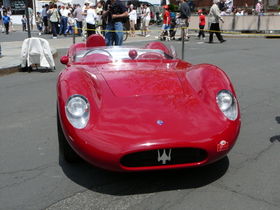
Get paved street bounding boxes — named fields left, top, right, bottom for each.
left=0, top=38, right=280, bottom=210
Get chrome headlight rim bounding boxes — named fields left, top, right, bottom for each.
left=65, top=94, right=90, bottom=129
left=216, top=90, right=238, bottom=121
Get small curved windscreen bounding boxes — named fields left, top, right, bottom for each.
left=73, top=46, right=175, bottom=63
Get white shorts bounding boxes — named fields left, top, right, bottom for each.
left=143, top=18, right=150, bottom=27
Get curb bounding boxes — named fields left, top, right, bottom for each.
left=0, top=49, right=58, bottom=76
left=0, top=65, right=21, bottom=76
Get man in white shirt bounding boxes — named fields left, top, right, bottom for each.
left=60, top=5, right=70, bottom=36
left=208, top=0, right=226, bottom=43
left=85, top=3, right=97, bottom=37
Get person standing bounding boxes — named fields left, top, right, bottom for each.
left=48, top=4, right=60, bottom=39
left=103, top=0, right=128, bottom=46
left=155, top=5, right=160, bottom=25
left=85, top=3, right=97, bottom=37
left=255, top=0, right=263, bottom=15
left=160, top=5, right=170, bottom=41
left=82, top=2, right=90, bottom=38
left=208, top=0, right=226, bottom=43
left=169, top=9, right=177, bottom=40
left=218, top=0, right=227, bottom=11
left=59, top=5, right=70, bottom=36
left=66, top=13, right=74, bottom=35
left=197, top=9, right=205, bottom=40
left=2, top=11, right=10, bottom=34
left=225, top=0, right=233, bottom=13
left=138, top=4, right=145, bottom=36
left=96, top=2, right=104, bottom=35
left=142, top=4, right=151, bottom=37
left=7, top=7, right=13, bottom=32
left=27, top=7, right=33, bottom=30
left=128, top=4, right=136, bottom=37
left=42, top=4, right=49, bottom=34
left=21, top=15, right=27, bottom=31
left=179, top=0, right=191, bottom=41
left=35, top=12, right=43, bottom=35
left=73, top=4, right=84, bottom=36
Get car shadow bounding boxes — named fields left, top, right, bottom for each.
left=59, top=154, right=229, bottom=196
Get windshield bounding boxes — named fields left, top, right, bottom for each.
left=73, top=46, right=175, bottom=63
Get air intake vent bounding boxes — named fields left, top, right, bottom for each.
left=120, top=148, right=207, bottom=167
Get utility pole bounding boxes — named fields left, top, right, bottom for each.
left=25, top=0, right=31, bottom=38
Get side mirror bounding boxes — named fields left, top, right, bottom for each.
left=60, top=56, right=69, bottom=65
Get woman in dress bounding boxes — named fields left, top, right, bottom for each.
left=48, top=4, right=60, bottom=38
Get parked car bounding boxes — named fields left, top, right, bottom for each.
left=57, top=35, right=241, bottom=172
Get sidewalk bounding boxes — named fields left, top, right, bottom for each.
left=0, top=37, right=80, bottom=76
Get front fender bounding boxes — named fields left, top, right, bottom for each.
left=185, top=64, right=240, bottom=122
left=186, top=64, right=236, bottom=103
left=57, top=67, right=102, bottom=131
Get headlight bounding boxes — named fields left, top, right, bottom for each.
left=216, top=90, right=238, bottom=121
left=66, top=95, right=90, bottom=129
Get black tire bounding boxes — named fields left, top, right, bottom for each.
left=57, top=108, right=80, bottom=163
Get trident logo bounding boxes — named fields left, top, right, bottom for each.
left=157, top=149, right=172, bottom=164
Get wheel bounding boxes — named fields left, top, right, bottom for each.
left=57, top=107, right=80, bottom=163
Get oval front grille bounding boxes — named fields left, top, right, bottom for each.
left=120, top=148, right=207, bottom=167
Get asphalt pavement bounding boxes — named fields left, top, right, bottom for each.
left=0, top=37, right=280, bottom=210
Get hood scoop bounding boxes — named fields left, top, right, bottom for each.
left=102, top=70, right=184, bottom=97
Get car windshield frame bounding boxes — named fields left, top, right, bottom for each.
left=73, top=46, right=174, bottom=63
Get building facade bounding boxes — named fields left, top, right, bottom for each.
left=1, top=0, right=33, bottom=15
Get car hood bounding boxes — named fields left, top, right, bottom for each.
left=77, top=65, right=232, bottom=144
left=101, top=70, right=184, bottom=97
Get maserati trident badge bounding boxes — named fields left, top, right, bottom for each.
left=157, top=149, right=172, bottom=164
left=156, top=120, right=164, bottom=126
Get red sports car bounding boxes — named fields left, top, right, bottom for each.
left=57, top=35, right=241, bottom=172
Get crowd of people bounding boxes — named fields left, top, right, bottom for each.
left=0, top=1, right=156, bottom=45
left=0, top=0, right=275, bottom=45
left=219, top=0, right=265, bottom=16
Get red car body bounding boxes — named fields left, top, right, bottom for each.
left=57, top=36, right=241, bottom=172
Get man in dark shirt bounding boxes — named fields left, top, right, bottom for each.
left=218, top=0, right=227, bottom=11
left=179, top=0, right=191, bottom=40
left=103, top=0, right=128, bottom=46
